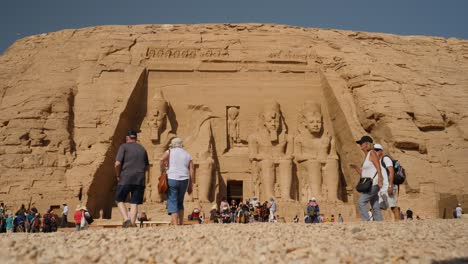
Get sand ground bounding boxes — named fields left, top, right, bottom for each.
left=0, top=219, right=467, bottom=264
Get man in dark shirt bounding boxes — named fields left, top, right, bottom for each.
left=115, top=130, right=149, bottom=228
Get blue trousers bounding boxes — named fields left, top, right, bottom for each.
left=358, top=185, right=383, bottom=221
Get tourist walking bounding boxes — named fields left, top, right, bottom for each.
left=374, top=144, right=400, bottom=220
left=5, top=212, right=14, bottom=233
left=74, top=205, right=91, bottom=231
left=115, top=130, right=149, bottom=228
left=42, top=209, right=57, bottom=233
left=350, top=136, right=384, bottom=221
left=61, top=203, right=69, bottom=227
left=455, top=204, right=463, bottom=219
left=160, top=137, right=193, bottom=225
left=268, top=197, right=276, bottom=222
left=30, top=213, right=41, bottom=233
left=338, top=213, right=344, bottom=223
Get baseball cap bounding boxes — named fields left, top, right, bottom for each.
left=356, top=136, right=373, bottom=144
left=127, top=130, right=138, bottom=138
left=374, top=144, right=383, bottom=150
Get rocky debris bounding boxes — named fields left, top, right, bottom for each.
left=0, top=219, right=467, bottom=264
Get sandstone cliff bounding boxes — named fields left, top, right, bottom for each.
left=0, top=24, right=467, bottom=219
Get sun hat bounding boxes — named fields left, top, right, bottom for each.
left=356, top=136, right=373, bottom=144
left=127, top=130, right=138, bottom=138
left=170, top=137, right=183, bottom=148
left=374, top=144, right=383, bottom=150
left=193, top=208, right=200, bottom=213
left=211, top=204, right=217, bottom=210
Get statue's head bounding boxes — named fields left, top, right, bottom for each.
left=227, top=107, right=239, bottom=120
left=300, top=101, right=322, bottom=135
left=261, top=101, right=282, bottom=141
left=152, top=91, right=169, bottom=142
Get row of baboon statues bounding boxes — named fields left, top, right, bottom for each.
left=144, top=92, right=341, bottom=203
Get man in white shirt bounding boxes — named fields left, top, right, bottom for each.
left=269, top=198, right=276, bottom=222
left=374, top=144, right=400, bottom=220
left=455, top=204, right=463, bottom=218
left=61, top=203, right=69, bottom=227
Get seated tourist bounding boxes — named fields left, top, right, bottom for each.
left=293, top=215, right=299, bottom=223
left=209, top=204, right=219, bottom=224
left=305, top=198, right=320, bottom=223
left=221, top=205, right=230, bottom=223
left=138, top=211, right=148, bottom=227
left=190, top=208, right=201, bottom=223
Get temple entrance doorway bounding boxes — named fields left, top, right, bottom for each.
left=227, top=180, right=243, bottom=205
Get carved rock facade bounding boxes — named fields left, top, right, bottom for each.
left=0, top=24, right=467, bottom=220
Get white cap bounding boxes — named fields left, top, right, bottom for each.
left=374, top=143, right=383, bottom=150
left=310, top=197, right=316, bottom=201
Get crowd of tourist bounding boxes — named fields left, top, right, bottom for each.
left=0, top=202, right=93, bottom=233
left=0, top=203, right=57, bottom=233
left=201, top=197, right=276, bottom=224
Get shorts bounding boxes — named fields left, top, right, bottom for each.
left=167, top=179, right=189, bottom=214
left=387, top=185, right=398, bottom=208
left=115, top=184, right=145, bottom=204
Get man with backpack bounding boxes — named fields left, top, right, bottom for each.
left=42, top=209, right=56, bottom=233
left=374, top=144, right=401, bottom=220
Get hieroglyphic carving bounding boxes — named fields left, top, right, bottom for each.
left=248, top=101, right=293, bottom=201
left=268, top=50, right=311, bottom=61
left=146, top=47, right=229, bottom=59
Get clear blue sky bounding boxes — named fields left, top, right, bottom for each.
left=1, top=0, right=467, bottom=55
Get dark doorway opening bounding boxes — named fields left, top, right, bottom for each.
left=227, top=180, right=243, bottom=205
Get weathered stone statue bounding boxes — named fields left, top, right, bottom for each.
left=294, top=101, right=339, bottom=202
left=150, top=91, right=176, bottom=159
left=227, top=106, right=240, bottom=149
left=147, top=91, right=175, bottom=202
left=184, top=105, right=216, bottom=203
left=248, top=101, right=293, bottom=201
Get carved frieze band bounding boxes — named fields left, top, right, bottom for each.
left=145, top=47, right=229, bottom=59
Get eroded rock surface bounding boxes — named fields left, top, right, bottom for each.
left=0, top=24, right=467, bottom=219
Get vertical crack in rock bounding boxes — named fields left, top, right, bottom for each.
left=67, top=87, right=76, bottom=155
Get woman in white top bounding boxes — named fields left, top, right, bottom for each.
left=160, top=137, right=194, bottom=225
left=350, top=136, right=384, bottom=221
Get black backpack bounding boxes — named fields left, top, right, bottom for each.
left=381, top=155, right=406, bottom=185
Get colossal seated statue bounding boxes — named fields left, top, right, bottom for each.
left=146, top=91, right=176, bottom=202
left=248, top=101, right=293, bottom=201
left=294, top=101, right=339, bottom=202
left=184, top=105, right=216, bottom=203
